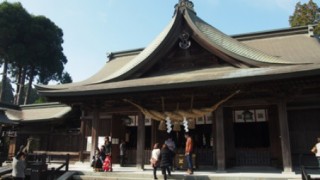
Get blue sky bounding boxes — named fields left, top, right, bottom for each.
left=1, top=0, right=309, bottom=83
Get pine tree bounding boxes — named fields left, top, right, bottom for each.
left=289, top=0, right=320, bottom=35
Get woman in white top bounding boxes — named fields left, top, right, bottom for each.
left=151, top=143, right=160, bottom=180
left=312, top=137, right=320, bottom=167
left=12, top=152, right=26, bottom=180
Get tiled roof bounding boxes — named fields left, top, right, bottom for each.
left=185, top=9, right=296, bottom=65
left=5, top=103, right=71, bottom=122
left=242, top=34, right=320, bottom=64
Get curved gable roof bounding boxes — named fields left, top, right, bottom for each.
left=37, top=11, right=181, bottom=90
left=36, top=0, right=312, bottom=95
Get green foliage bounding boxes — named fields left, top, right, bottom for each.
left=315, top=23, right=320, bottom=35
left=0, top=2, right=68, bottom=103
left=23, top=86, right=39, bottom=104
left=26, top=15, right=67, bottom=85
left=289, top=0, right=320, bottom=36
left=34, top=96, right=47, bottom=104
left=0, top=2, right=31, bottom=62
left=60, top=72, right=73, bottom=84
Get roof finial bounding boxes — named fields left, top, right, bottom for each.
left=174, top=0, right=195, bottom=15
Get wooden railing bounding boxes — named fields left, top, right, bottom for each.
left=33, top=151, right=79, bottom=163
left=235, top=148, right=270, bottom=166
left=126, top=148, right=214, bottom=166
left=26, top=152, right=70, bottom=180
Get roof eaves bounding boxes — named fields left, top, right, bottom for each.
left=232, top=26, right=309, bottom=41
left=20, top=102, right=69, bottom=110
left=37, top=64, right=320, bottom=98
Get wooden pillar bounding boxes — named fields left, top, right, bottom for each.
left=151, top=120, right=157, bottom=149
left=111, top=115, right=123, bottom=163
left=90, top=108, right=100, bottom=160
left=8, top=137, right=16, bottom=159
left=136, top=113, right=145, bottom=170
left=211, top=112, right=216, bottom=168
left=215, top=107, right=225, bottom=171
left=278, top=101, right=293, bottom=172
left=79, top=118, right=86, bottom=162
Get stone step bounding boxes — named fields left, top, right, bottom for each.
left=71, top=172, right=302, bottom=180
left=72, top=175, right=301, bottom=180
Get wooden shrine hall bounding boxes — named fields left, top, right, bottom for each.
left=35, top=0, right=320, bottom=172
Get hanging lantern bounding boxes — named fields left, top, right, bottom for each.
left=188, top=118, right=195, bottom=129
left=158, top=121, right=166, bottom=131
left=173, top=121, right=181, bottom=131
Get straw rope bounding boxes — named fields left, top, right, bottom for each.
left=123, top=90, right=240, bottom=122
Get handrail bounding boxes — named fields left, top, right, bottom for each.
left=299, top=153, right=315, bottom=167
left=26, top=153, right=70, bottom=180
left=33, top=151, right=79, bottom=156
left=301, top=166, right=312, bottom=180
left=299, top=153, right=319, bottom=180
left=0, top=166, right=12, bottom=177
left=52, top=154, right=70, bottom=172
left=47, top=154, right=70, bottom=180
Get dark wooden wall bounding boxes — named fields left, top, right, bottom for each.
left=288, top=108, right=320, bottom=167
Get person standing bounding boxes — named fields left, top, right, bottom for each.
left=185, top=133, right=193, bottom=175
left=150, top=143, right=160, bottom=180
left=104, top=136, right=112, bottom=171
left=311, top=137, right=320, bottom=167
left=12, top=152, right=26, bottom=180
left=165, top=136, right=176, bottom=171
left=104, top=136, right=112, bottom=156
left=119, top=140, right=126, bottom=167
left=159, top=144, right=172, bottom=180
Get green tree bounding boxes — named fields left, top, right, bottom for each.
left=23, top=86, right=39, bottom=104
left=0, top=2, right=31, bottom=102
left=289, top=0, right=320, bottom=35
left=60, top=72, right=73, bottom=84
left=0, top=2, right=68, bottom=105
left=22, top=15, right=67, bottom=104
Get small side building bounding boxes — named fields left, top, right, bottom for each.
left=0, top=102, right=79, bottom=160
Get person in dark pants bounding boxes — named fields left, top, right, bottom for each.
left=165, top=136, right=176, bottom=171
left=185, top=133, right=193, bottom=175
left=119, top=140, right=126, bottom=167
left=159, top=144, right=173, bottom=180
